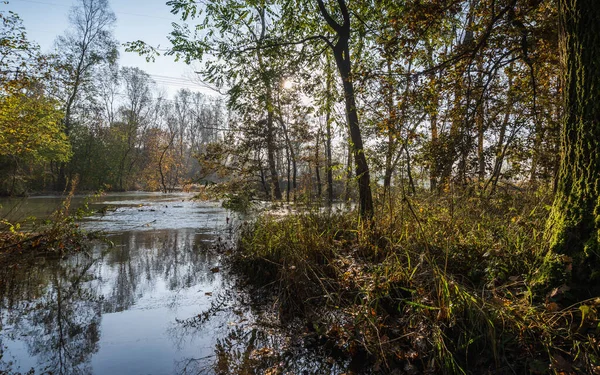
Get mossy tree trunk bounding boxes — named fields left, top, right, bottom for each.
left=545, top=0, right=600, bottom=284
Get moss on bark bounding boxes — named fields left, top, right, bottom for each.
left=544, top=0, right=600, bottom=285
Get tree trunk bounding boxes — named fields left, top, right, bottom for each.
left=315, top=128, right=322, bottom=199
left=333, top=45, right=373, bottom=218
left=485, top=70, right=513, bottom=194
left=476, top=95, right=485, bottom=186
left=257, top=156, right=270, bottom=197
left=266, top=112, right=282, bottom=200
left=403, top=143, right=416, bottom=195
left=545, top=0, right=600, bottom=285
left=277, top=116, right=296, bottom=201
left=317, top=0, right=373, bottom=219
left=439, top=77, right=463, bottom=189
left=286, top=145, right=291, bottom=203
left=344, top=138, right=353, bottom=202
left=383, top=59, right=397, bottom=198
left=256, top=7, right=281, bottom=200
left=325, top=58, right=334, bottom=206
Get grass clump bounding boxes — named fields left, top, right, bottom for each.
left=232, top=189, right=600, bottom=374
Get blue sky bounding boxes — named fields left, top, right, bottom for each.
left=5, top=0, right=214, bottom=97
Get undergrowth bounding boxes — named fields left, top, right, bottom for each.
left=231, top=188, right=600, bottom=374
left=0, top=179, right=99, bottom=264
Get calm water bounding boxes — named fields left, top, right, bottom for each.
left=0, top=193, right=249, bottom=374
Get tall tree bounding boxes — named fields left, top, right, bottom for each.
left=54, top=0, right=117, bottom=137
left=53, top=0, right=117, bottom=188
left=545, top=0, right=600, bottom=285
left=151, top=0, right=285, bottom=199
left=314, top=0, right=373, bottom=218
left=115, top=67, right=155, bottom=190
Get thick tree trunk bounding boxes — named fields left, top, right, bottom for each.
left=545, top=0, right=600, bottom=284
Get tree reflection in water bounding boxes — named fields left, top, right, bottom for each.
left=0, top=227, right=225, bottom=374
left=170, top=289, right=350, bottom=375
left=0, top=253, right=102, bottom=374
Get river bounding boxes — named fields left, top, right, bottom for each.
left=0, top=192, right=250, bottom=374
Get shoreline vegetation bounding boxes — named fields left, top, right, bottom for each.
left=223, top=186, right=600, bottom=374
left=2, top=185, right=599, bottom=374
left=0, top=182, right=100, bottom=266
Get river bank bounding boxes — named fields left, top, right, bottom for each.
left=2, top=190, right=599, bottom=374
left=227, top=190, right=600, bottom=374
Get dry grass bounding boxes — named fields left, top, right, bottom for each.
left=232, top=188, right=600, bottom=374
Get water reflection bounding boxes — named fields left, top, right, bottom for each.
left=1, top=193, right=356, bottom=374
left=0, top=197, right=231, bottom=374
left=0, top=253, right=102, bottom=374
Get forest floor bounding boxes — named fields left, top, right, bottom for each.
left=224, top=188, right=600, bottom=374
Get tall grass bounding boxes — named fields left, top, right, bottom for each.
left=232, top=188, right=600, bottom=374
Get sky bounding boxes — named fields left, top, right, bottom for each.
left=4, top=0, right=216, bottom=98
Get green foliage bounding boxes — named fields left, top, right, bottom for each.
left=0, top=86, right=72, bottom=195
left=221, top=192, right=253, bottom=214
left=0, top=90, right=71, bottom=163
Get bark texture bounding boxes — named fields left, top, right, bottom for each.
left=546, top=0, right=600, bottom=283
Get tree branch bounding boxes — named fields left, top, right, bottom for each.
left=315, top=0, right=342, bottom=33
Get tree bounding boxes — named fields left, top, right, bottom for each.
left=0, top=11, right=71, bottom=195
left=310, top=0, right=374, bottom=218
left=54, top=0, right=117, bottom=137
left=114, top=67, right=155, bottom=190
left=52, top=0, right=117, bottom=188
left=154, top=0, right=286, bottom=200
left=545, top=0, right=600, bottom=285
left=0, top=89, right=71, bottom=195
left=0, top=10, right=39, bottom=85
